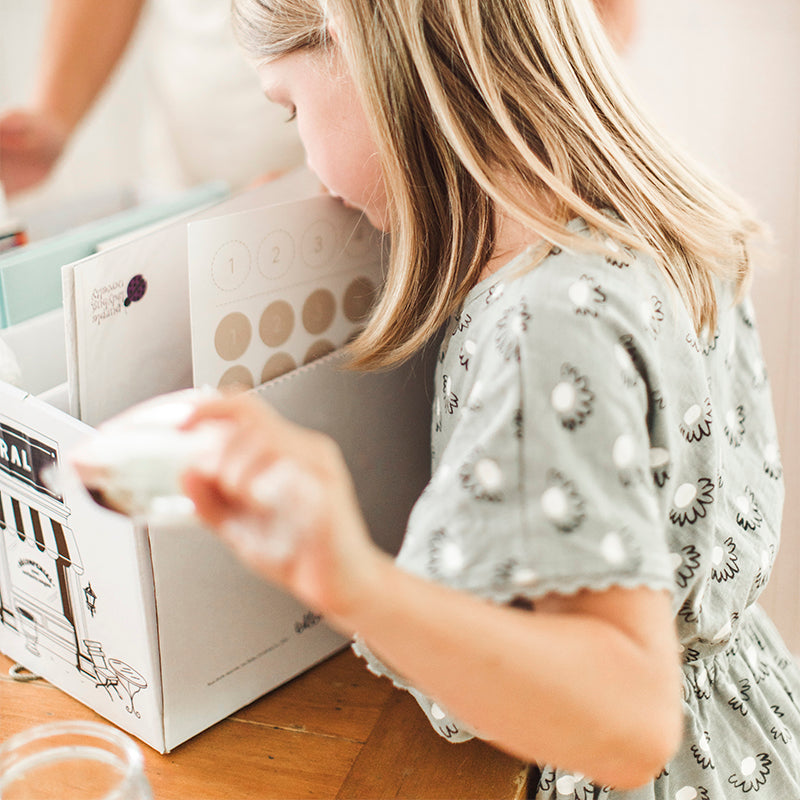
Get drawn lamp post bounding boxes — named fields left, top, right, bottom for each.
left=84, top=583, right=97, bottom=617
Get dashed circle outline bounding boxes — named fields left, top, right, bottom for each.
left=210, top=239, right=252, bottom=292
left=257, top=229, right=295, bottom=280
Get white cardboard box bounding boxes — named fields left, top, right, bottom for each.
left=0, top=348, right=432, bottom=752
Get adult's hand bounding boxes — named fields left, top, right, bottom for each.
left=594, top=0, right=639, bottom=52
left=0, top=108, right=69, bottom=195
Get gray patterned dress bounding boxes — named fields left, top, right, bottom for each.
left=353, top=220, right=800, bottom=798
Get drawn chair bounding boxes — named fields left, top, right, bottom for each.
left=83, top=639, right=122, bottom=700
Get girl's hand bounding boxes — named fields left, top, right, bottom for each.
left=180, top=392, right=385, bottom=631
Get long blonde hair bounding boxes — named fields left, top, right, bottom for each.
left=233, top=0, right=764, bottom=369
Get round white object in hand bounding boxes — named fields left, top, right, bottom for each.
left=68, top=389, right=225, bottom=521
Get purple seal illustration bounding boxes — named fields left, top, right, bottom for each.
left=124, top=274, right=147, bottom=306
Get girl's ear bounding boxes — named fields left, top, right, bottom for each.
left=322, top=1, right=345, bottom=49
left=325, top=18, right=341, bottom=46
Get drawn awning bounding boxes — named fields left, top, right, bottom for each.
left=0, top=491, right=84, bottom=574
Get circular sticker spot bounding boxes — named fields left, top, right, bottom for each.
left=261, top=352, right=297, bottom=383
left=259, top=300, right=295, bottom=347
left=217, top=365, right=254, bottom=390
left=215, top=312, right=252, bottom=361
left=258, top=229, right=295, bottom=279
left=302, top=219, right=337, bottom=268
left=303, top=339, right=336, bottom=364
left=211, top=240, right=251, bottom=291
left=302, top=288, right=336, bottom=335
left=343, top=276, right=376, bottom=323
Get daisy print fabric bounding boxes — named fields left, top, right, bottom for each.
left=352, top=223, right=800, bottom=797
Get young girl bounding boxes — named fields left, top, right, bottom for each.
left=181, top=0, right=800, bottom=795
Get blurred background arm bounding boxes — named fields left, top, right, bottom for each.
left=0, top=0, right=145, bottom=196
left=593, top=0, right=639, bottom=51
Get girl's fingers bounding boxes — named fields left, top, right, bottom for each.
left=219, top=472, right=318, bottom=568
left=181, top=470, right=242, bottom=527
left=181, top=394, right=344, bottom=578
left=246, top=459, right=324, bottom=525
left=183, top=392, right=279, bottom=430
left=219, top=515, right=293, bottom=569
left=186, top=394, right=314, bottom=466
left=214, top=428, right=269, bottom=490
left=185, top=458, right=325, bottom=580
left=214, top=419, right=325, bottom=502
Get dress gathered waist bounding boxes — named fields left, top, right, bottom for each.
left=680, top=604, right=793, bottom=700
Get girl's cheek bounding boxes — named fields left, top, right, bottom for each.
left=364, top=203, right=390, bottom=233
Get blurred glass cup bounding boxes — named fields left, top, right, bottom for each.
left=0, top=720, right=152, bottom=800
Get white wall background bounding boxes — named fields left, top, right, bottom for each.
left=1, top=2, right=799, bottom=648
left=623, top=0, right=800, bottom=653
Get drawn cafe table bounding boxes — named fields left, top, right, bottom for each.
left=106, top=658, right=148, bottom=719
left=0, top=649, right=529, bottom=799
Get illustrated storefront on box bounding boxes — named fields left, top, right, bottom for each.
left=0, top=171, right=434, bottom=750
left=0, top=342, right=432, bottom=752
left=0, top=416, right=148, bottom=716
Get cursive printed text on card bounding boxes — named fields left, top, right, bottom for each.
left=90, top=281, right=126, bottom=325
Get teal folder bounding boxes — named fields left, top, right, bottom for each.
left=0, top=181, right=228, bottom=327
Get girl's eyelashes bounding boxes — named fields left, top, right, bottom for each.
left=286, top=107, right=297, bottom=123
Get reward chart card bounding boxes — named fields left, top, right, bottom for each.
left=64, top=169, right=321, bottom=427
left=187, top=196, right=386, bottom=390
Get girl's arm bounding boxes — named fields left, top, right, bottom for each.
left=346, top=560, right=682, bottom=789
left=182, top=392, right=682, bottom=790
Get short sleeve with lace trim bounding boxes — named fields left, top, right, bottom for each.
left=353, top=235, right=679, bottom=741
left=397, top=241, right=676, bottom=606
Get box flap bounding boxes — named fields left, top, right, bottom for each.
left=151, top=349, right=433, bottom=750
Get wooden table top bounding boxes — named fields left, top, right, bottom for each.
left=1, top=649, right=528, bottom=799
